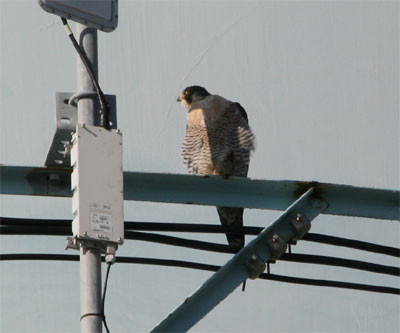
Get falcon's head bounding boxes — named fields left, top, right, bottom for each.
left=177, top=86, right=210, bottom=108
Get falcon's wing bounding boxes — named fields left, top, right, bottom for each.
left=233, top=102, right=249, bottom=123
left=209, top=101, right=254, bottom=177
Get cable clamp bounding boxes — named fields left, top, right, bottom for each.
left=245, top=254, right=266, bottom=280
left=105, top=244, right=118, bottom=264
left=290, top=213, right=311, bottom=244
left=80, top=312, right=105, bottom=321
left=68, top=91, right=98, bottom=107
left=266, top=233, right=287, bottom=260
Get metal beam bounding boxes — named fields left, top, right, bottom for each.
left=151, top=188, right=326, bottom=332
left=0, top=165, right=399, bottom=220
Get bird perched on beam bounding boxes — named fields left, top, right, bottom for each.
left=177, top=85, right=255, bottom=251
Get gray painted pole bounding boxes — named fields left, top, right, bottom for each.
left=75, top=23, right=103, bottom=333
left=80, top=247, right=102, bottom=332
left=76, top=23, right=98, bottom=126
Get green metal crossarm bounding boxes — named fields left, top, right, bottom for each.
left=0, top=165, right=398, bottom=220
left=151, top=188, right=327, bottom=332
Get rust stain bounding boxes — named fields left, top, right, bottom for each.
left=293, top=180, right=330, bottom=211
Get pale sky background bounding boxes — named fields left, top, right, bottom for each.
left=1, top=0, right=399, bottom=332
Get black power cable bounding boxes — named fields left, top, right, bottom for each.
left=0, top=254, right=398, bottom=295
left=303, top=233, right=400, bottom=257
left=278, top=253, right=399, bottom=276
left=2, top=218, right=399, bottom=290
left=125, top=230, right=237, bottom=253
left=1, top=217, right=399, bottom=258
left=102, top=263, right=112, bottom=333
left=5, top=222, right=400, bottom=270
left=60, top=18, right=110, bottom=129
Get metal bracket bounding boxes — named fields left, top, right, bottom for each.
left=66, top=236, right=80, bottom=251
left=66, top=236, right=118, bottom=260
left=45, top=92, right=117, bottom=167
left=66, top=237, right=108, bottom=252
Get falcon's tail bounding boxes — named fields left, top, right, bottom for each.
left=217, top=206, right=245, bottom=250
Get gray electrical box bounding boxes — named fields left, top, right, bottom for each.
left=38, top=0, right=118, bottom=32
left=71, top=124, right=124, bottom=244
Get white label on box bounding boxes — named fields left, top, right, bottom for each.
left=91, top=212, right=113, bottom=234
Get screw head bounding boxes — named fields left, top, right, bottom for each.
left=295, top=213, right=303, bottom=222
left=249, top=254, right=258, bottom=263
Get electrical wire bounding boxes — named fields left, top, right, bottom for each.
left=1, top=218, right=399, bottom=277
left=125, top=230, right=237, bottom=253
left=1, top=217, right=399, bottom=257
left=0, top=254, right=398, bottom=295
left=303, top=233, right=400, bottom=257
left=1, top=248, right=398, bottom=276
left=278, top=253, right=399, bottom=276
left=102, top=263, right=112, bottom=333
left=0, top=220, right=400, bottom=276
left=5, top=222, right=400, bottom=268
left=60, top=18, right=110, bottom=129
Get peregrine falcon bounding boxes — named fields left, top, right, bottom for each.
left=178, top=85, right=255, bottom=250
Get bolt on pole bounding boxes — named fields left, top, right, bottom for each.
left=75, top=22, right=103, bottom=333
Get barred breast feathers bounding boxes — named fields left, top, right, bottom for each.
left=182, top=95, right=255, bottom=177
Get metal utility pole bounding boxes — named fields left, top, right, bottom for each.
left=76, top=23, right=98, bottom=126
left=37, top=3, right=120, bottom=332
left=75, top=23, right=102, bottom=332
